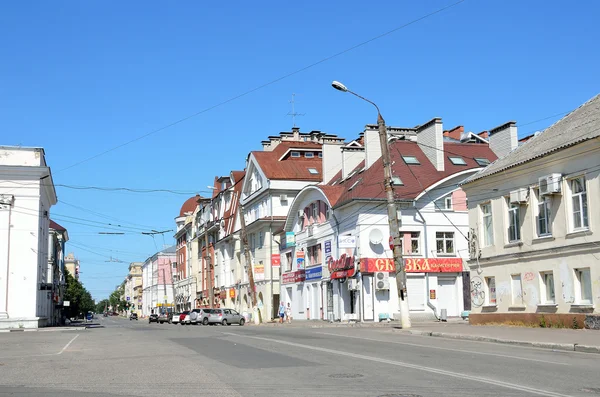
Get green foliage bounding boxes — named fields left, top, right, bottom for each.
left=96, top=299, right=110, bottom=313
left=539, top=315, right=547, bottom=328
left=64, top=272, right=95, bottom=318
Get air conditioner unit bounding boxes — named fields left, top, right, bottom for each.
left=509, top=188, right=528, bottom=204
left=539, top=174, right=562, bottom=195
left=279, top=194, right=288, bottom=202
left=375, top=272, right=390, bottom=290
left=298, top=210, right=305, bottom=218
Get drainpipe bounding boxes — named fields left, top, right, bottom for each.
left=416, top=208, right=439, bottom=321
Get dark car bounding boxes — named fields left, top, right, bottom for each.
left=129, top=313, right=138, bottom=321
left=148, top=313, right=159, bottom=323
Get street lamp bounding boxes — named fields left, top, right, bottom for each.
left=331, top=80, right=411, bottom=329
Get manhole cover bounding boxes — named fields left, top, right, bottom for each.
left=377, top=394, right=422, bottom=397
left=582, top=388, right=600, bottom=394
left=329, top=373, right=364, bottom=379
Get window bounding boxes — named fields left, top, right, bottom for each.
left=258, top=231, right=264, bottom=248
left=305, top=152, right=314, bottom=158
left=449, top=156, right=467, bottom=165
left=481, top=203, right=493, bottom=247
left=318, top=152, right=323, bottom=158
left=541, top=272, right=555, bottom=304
left=576, top=268, right=592, bottom=304
left=570, top=177, right=588, bottom=230
left=402, top=156, right=420, bottom=165
left=475, top=158, right=490, bottom=166
left=391, top=176, right=403, bottom=186
left=308, top=168, right=319, bottom=175
left=324, top=205, right=330, bottom=221
left=511, top=274, right=523, bottom=306
left=410, top=232, right=420, bottom=254
left=285, top=252, right=292, bottom=272
left=485, top=277, right=496, bottom=305
left=311, top=202, right=318, bottom=222
left=291, top=151, right=300, bottom=158
left=435, top=195, right=452, bottom=211
left=536, top=190, right=552, bottom=237
left=436, top=232, right=454, bottom=254
left=307, top=244, right=322, bottom=266
left=249, top=233, right=256, bottom=252
left=507, top=201, right=521, bottom=242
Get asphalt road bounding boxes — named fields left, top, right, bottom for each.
left=0, top=316, right=599, bottom=397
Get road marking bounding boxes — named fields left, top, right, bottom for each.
left=58, top=334, right=79, bottom=355
left=316, top=332, right=570, bottom=366
left=223, top=332, right=573, bottom=397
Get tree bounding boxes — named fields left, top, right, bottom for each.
left=96, top=299, right=109, bottom=314
left=63, top=272, right=95, bottom=319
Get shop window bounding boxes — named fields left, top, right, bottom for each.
left=485, top=276, right=496, bottom=305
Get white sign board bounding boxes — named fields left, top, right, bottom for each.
left=338, top=235, right=356, bottom=248
left=63, top=301, right=70, bottom=307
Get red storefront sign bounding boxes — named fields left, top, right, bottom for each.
left=282, top=270, right=306, bottom=284
left=229, top=289, right=236, bottom=299
left=328, top=254, right=356, bottom=279
left=360, top=257, right=463, bottom=273
left=271, top=254, right=281, bottom=267
left=405, top=258, right=463, bottom=273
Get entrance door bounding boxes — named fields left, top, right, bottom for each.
left=311, top=283, right=319, bottom=319
left=437, top=277, right=458, bottom=317
left=407, top=276, right=425, bottom=311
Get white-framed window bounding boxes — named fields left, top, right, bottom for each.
left=318, top=152, right=323, bottom=158
left=570, top=176, right=589, bottom=230
left=324, top=204, right=330, bottom=220
left=448, top=156, right=467, bottom=165
left=285, top=252, right=292, bottom=272
left=311, top=202, right=318, bottom=223
left=435, top=195, right=453, bottom=211
left=481, top=203, right=493, bottom=247
left=305, top=152, right=314, bottom=158
left=511, top=274, right=523, bottom=306
left=307, top=244, right=322, bottom=266
left=436, top=232, right=455, bottom=254
left=575, top=268, right=592, bottom=304
left=291, top=151, right=300, bottom=158
left=507, top=200, right=521, bottom=242
left=536, top=189, right=552, bottom=237
left=475, top=157, right=490, bottom=166
left=402, top=156, right=420, bottom=165
left=258, top=231, right=264, bottom=248
left=540, top=272, right=555, bottom=304
left=410, top=232, right=420, bottom=254
left=485, top=276, right=496, bottom=305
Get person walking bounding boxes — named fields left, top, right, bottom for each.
left=278, top=301, right=285, bottom=324
left=285, top=302, right=292, bottom=324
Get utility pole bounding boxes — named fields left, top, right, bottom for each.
left=204, top=200, right=214, bottom=309
left=239, top=204, right=261, bottom=324
left=167, top=258, right=176, bottom=314
left=162, top=268, right=167, bottom=313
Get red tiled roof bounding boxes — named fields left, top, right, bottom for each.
left=443, top=126, right=464, bottom=141
left=318, top=185, right=345, bottom=206
left=253, top=142, right=323, bottom=181
left=222, top=171, right=245, bottom=235
left=49, top=220, right=66, bottom=231
left=332, top=141, right=497, bottom=208
left=180, top=195, right=201, bottom=217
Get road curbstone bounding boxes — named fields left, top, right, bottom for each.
left=574, top=344, right=600, bottom=353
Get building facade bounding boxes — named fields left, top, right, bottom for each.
left=462, top=95, right=600, bottom=326
left=125, top=262, right=143, bottom=315
left=141, top=246, right=176, bottom=316
left=48, top=220, right=68, bottom=325
left=174, top=196, right=198, bottom=312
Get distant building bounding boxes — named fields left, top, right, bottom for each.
left=125, top=262, right=143, bottom=315
left=141, top=246, right=176, bottom=316
left=64, top=252, right=80, bottom=280
left=48, top=220, right=68, bottom=325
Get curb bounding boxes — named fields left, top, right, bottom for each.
left=397, top=329, right=600, bottom=354
left=257, top=322, right=396, bottom=328
left=0, top=326, right=86, bottom=333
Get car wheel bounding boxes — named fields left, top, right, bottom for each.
left=180, top=322, right=184, bottom=325
left=221, top=319, right=227, bottom=326
left=239, top=318, right=245, bottom=326
left=159, top=321, right=163, bottom=324
left=202, top=318, right=208, bottom=326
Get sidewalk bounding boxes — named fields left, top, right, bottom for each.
left=396, top=321, right=600, bottom=354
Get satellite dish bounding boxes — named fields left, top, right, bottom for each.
left=369, top=228, right=384, bottom=244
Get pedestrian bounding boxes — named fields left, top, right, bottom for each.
left=278, top=301, right=285, bottom=324
left=285, top=302, right=292, bottom=324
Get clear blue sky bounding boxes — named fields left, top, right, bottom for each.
left=1, top=1, right=598, bottom=300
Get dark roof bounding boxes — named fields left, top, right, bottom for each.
left=252, top=142, right=323, bottom=181
left=49, top=220, right=66, bottom=231
left=464, top=93, right=600, bottom=184
left=330, top=140, right=497, bottom=208
left=180, top=195, right=201, bottom=217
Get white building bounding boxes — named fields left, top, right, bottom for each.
left=281, top=120, right=499, bottom=322
left=141, top=246, right=176, bottom=316
left=462, top=94, right=600, bottom=327
left=0, top=146, right=57, bottom=329
left=174, top=196, right=197, bottom=313
left=48, top=220, right=68, bottom=325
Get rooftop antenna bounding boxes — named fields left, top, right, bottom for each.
left=286, top=93, right=305, bottom=128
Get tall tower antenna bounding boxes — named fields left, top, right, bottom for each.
left=286, top=93, right=305, bottom=128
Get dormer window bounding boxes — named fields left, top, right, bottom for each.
left=308, top=168, right=319, bottom=175
left=475, top=157, right=490, bottom=166
left=402, top=156, right=420, bottom=165
left=318, top=152, right=323, bottom=158
left=449, top=156, right=467, bottom=165
left=305, top=152, right=314, bottom=158
left=391, top=176, right=403, bottom=186
left=291, top=151, right=301, bottom=158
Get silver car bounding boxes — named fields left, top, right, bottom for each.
left=207, top=308, right=245, bottom=326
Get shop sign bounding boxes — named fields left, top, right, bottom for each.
left=305, top=266, right=322, bottom=281
left=324, top=240, right=332, bottom=260
left=429, top=289, right=436, bottom=300
left=254, top=263, right=265, bottom=281
left=229, top=289, right=236, bottom=299
left=271, top=254, right=281, bottom=267
left=404, top=258, right=463, bottom=273
left=296, top=251, right=305, bottom=270
left=338, top=235, right=356, bottom=248
left=285, top=232, right=296, bottom=248
left=282, top=270, right=306, bottom=284
left=360, top=258, right=395, bottom=273
left=328, top=254, right=356, bottom=279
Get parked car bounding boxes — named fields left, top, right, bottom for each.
left=171, top=313, right=181, bottom=324
left=148, top=313, right=159, bottom=323
left=190, top=308, right=210, bottom=325
left=158, top=312, right=172, bottom=324
left=179, top=310, right=190, bottom=325
left=206, top=308, right=245, bottom=326
left=129, top=313, right=138, bottom=321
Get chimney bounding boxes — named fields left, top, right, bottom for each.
left=322, top=140, right=344, bottom=184
left=292, top=127, right=300, bottom=141
left=488, top=121, right=517, bottom=158
left=364, top=125, right=382, bottom=169
left=416, top=117, right=444, bottom=171
left=341, top=146, right=364, bottom=179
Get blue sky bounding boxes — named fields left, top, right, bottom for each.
left=1, top=1, right=598, bottom=299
